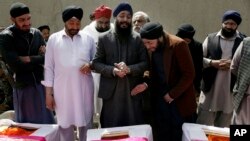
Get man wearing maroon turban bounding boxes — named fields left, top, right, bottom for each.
left=82, top=5, right=113, bottom=127
left=83, top=5, right=113, bottom=43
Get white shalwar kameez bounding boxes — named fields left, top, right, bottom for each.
left=42, top=29, right=95, bottom=128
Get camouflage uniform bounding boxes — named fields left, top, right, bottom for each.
left=0, top=60, right=13, bottom=113
left=0, top=26, right=13, bottom=113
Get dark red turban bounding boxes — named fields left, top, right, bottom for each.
left=94, top=5, right=112, bottom=19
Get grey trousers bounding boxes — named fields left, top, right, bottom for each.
left=232, top=94, right=250, bottom=124
left=59, top=121, right=92, bottom=141
left=196, top=108, right=233, bottom=127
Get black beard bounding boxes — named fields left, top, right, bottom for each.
left=115, top=22, right=132, bottom=37
left=14, top=24, right=30, bottom=33
left=96, top=27, right=110, bottom=33
left=221, top=28, right=236, bottom=38
left=67, top=29, right=79, bottom=37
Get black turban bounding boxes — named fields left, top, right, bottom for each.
left=140, top=22, right=163, bottom=39
left=62, top=5, right=83, bottom=22
left=10, top=2, right=30, bottom=18
left=38, top=25, right=50, bottom=31
left=222, top=10, right=242, bottom=25
left=113, top=3, right=133, bottom=17
left=176, top=23, right=195, bottom=39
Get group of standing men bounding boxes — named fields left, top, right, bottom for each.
left=0, top=1, right=250, bottom=141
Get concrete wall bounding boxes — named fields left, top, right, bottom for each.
left=0, top=0, right=249, bottom=42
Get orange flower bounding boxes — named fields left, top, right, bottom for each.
left=0, top=127, right=34, bottom=136
left=207, top=134, right=229, bottom=141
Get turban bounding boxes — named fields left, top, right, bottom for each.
left=38, top=25, right=50, bottom=31
left=62, top=5, right=83, bottom=22
left=113, top=3, right=133, bottom=17
left=140, top=22, right=163, bottom=39
left=176, top=23, right=195, bottom=39
left=10, top=2, right=30, bottom=18
left=222, top=10, right=242, bottom=25
left=94, top=5, right=112, bottom=19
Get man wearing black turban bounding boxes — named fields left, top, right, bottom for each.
left=0, top=2, right=55, bottom=124
left=62, top=5, right=83, bottom=23
left=38, top=25, right=50, bottom=43
left=61, top=5, right=83, bottom=37
left=43, top=5, right=96, bottom=141
left=197, top=10, right=246, bottom=128
left=176, top=24, right=203, bottom=97
left=140, top=22, right=197, bottom=141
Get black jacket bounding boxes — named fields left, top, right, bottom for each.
left=0, top=25, right=45, bottom=88
left=188, top=39, right=203, bottom=93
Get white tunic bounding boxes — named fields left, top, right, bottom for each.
left=42, top=29, right=96, bottom=128
left=231, top=42, right=250, bottom=94
left=82, top=21, right=114, bottom=43
left=231, top=42, right=250, bottom=124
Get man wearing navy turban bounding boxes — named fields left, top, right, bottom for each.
left=197, top=10, right=246, bottom=128
left=92, top=2, right=148, bottom=128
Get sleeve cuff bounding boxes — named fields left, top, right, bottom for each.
left=41, top=80, right=53, bottom=87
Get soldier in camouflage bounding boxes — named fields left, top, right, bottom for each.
left=0, top=57, right=13, bottom=114
left=0, top=26, right=13, bottom=114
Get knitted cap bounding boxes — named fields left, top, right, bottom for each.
left=140, top=22, right=163, bottom=39
left=10, top=2, right=30, bottom=18
left=176, top=23, right=195, bottom=39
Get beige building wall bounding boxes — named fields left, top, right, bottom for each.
left=0, top=0, right=249, bottom=42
